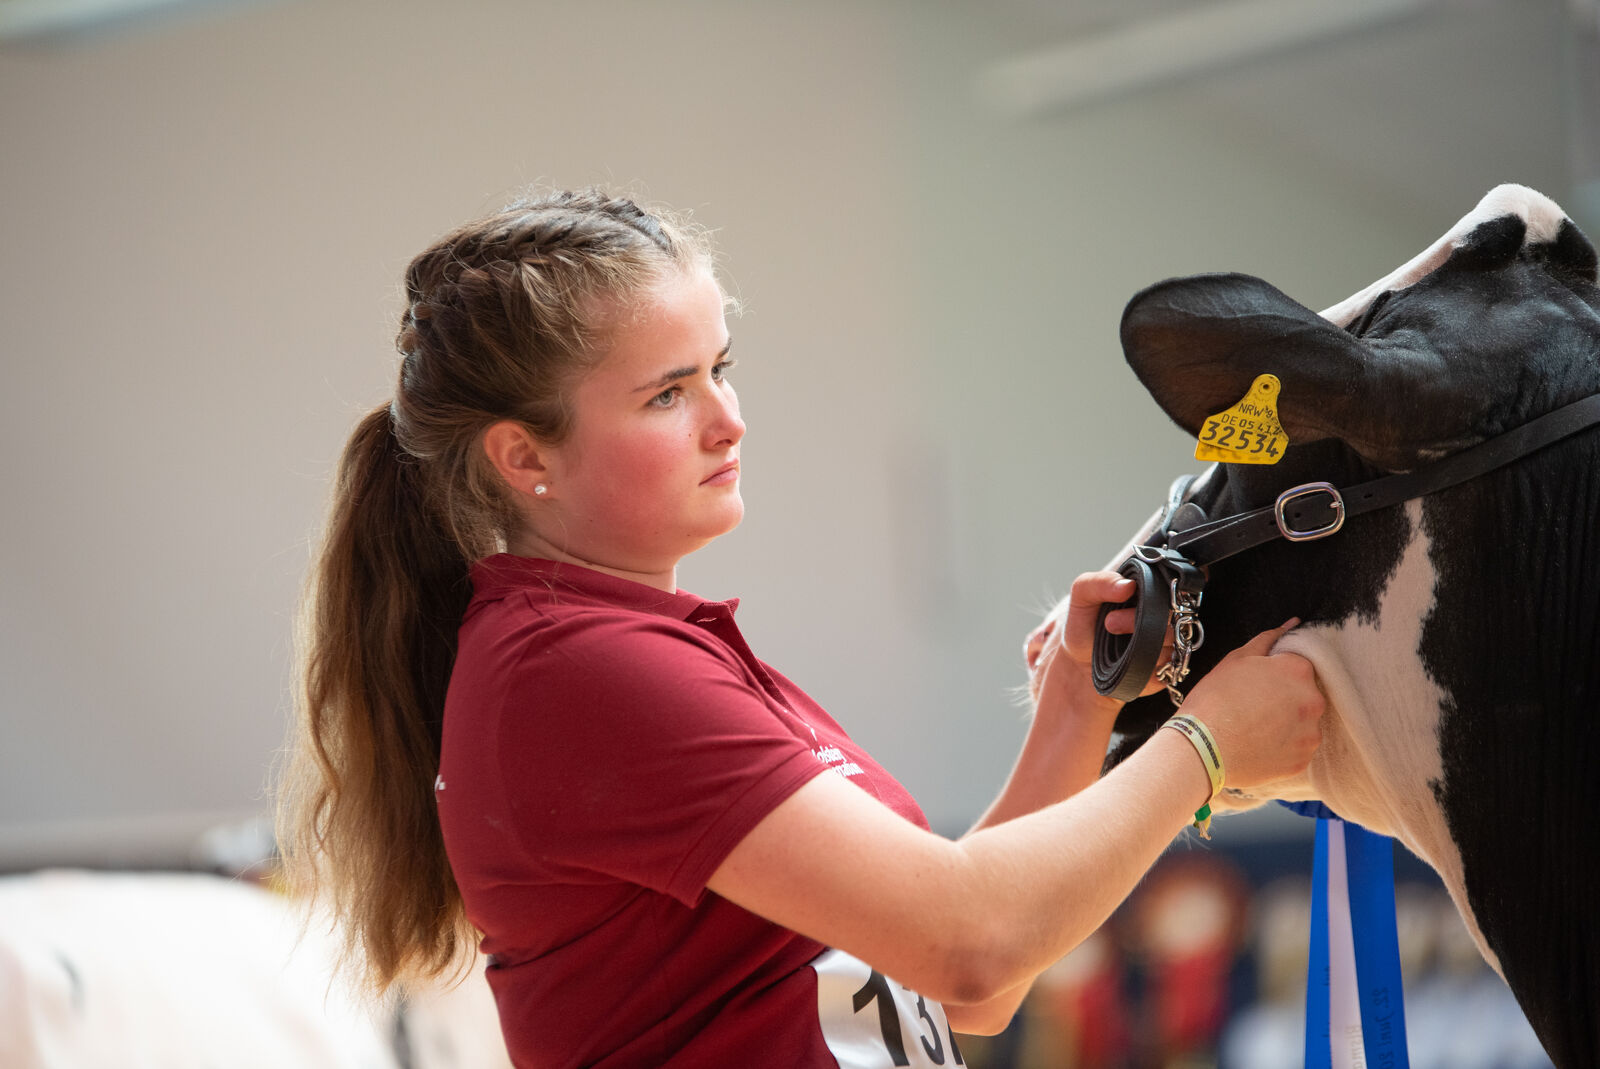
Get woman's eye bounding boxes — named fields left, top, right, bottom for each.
left=712, top=358, right=736, bottom=381
left=650, top=387, right=679, bottom=408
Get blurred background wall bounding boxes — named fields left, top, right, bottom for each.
left=0, top=0, right=1591, bottom=865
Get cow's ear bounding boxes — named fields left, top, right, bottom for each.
left=1444, top=214, right=1528, bottom=272
left=1533, top=218, right=1599, bottom=285
left=1121, top=272, right=1371, bottom=443
left=1120, top=272, right=1441, bottom=471
left=1446, top=210, right=1599, bottom=285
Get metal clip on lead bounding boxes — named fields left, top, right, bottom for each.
left=1155, top=579, right=1205, bottom=708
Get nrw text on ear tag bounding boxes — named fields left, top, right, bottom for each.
left=1195, top=373, right=1288, bottom=465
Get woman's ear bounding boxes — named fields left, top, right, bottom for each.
left=481, top=420, right=554, bottom=499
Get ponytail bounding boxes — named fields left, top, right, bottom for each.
left=276, top=187, right=716, bottom=995
left=277, top=403, right=474, bottom=991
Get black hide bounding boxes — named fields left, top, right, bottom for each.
left=1101, top=203, right=1600, bottom=1068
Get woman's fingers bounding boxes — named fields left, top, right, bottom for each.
left=1023, top=620, right=1055, bottom=672
left=1182, top=619, right=1324, bottom=788
left=1230, top=617, right=1303, bottom=659
left=1062, top=573, right=1136, bottom=659
left=1100, top=606, right=1137, bottom=635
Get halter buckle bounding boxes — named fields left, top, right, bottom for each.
left=1274, top=482, right=1346, bottom=542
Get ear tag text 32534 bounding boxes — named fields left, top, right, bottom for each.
left=1194, top=373, right=1289, bottom=465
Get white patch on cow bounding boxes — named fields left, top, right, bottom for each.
left=1239, top=501, right=1502, bottom=974
left=1318, top=183, right=1570, bottom=329
left=1473, top=182, right=1570, bottom=245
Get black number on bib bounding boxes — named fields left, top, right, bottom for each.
left=852, top=970, right=910, bottom=1066
left=912, top=991, right=945, bottom=1064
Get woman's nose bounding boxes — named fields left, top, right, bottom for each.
left=707, top=386, right=745, bottom=445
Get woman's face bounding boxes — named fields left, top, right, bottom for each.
left=534, top=268, right=744, bottom=579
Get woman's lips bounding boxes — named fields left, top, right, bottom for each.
left=701, top=462, right=739, bottom=486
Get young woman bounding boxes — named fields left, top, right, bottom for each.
left=277, top=189, right=1324, bottom=1069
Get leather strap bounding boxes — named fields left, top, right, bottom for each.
left=1090, top=392, right=1600, bottom=702
left=1093, top=545, right=1203, bottom=702
left=1168, top=392, right=1600, bottom=567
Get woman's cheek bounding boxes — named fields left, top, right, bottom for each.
left=610, top=433, right=680, bottom=497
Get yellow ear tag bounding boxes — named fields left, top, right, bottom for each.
left=1194, top=373, right=1288, bottom=464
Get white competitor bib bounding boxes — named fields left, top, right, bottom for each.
left=811, top=948, right=965, bottom=1068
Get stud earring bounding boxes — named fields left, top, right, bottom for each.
left=533, top=484, right=548, bottom=496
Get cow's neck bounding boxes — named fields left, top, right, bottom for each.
left=1265, top=501, right=1502, bottom=972
left=1417, top=457, right=1600, bottom=1069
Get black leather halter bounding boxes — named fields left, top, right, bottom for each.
left=1090, top=392, right=1600, bottom=703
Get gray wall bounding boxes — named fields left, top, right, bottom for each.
left=0, top=0, right=1578, bottom=863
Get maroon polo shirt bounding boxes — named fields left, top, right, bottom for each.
left=436, top=555, right=930, bottom=1069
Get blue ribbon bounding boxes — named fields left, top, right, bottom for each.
left=1346, top=821, right=1407, bottom=1068
left=1279, top=802, right=1410, bottom=1069
left=1306, top=819, right=1331, bottom=1069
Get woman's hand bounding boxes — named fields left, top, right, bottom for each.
left=1179, top=623, right=1325, bottom=790
left=974, top=573, right=1157, bottom=840
left=1024, top=571, right=1171, bottom=713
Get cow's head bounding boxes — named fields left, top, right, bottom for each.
left=1099, top=184, right=1600, bottom=790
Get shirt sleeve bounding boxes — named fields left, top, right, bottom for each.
left=488, top=611, right=827, bottom=907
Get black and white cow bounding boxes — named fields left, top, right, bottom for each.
left=1077, top=185, right=1600, bottom=1069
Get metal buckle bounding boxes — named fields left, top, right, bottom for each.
left=1274, top=482, right=1345, bottom=542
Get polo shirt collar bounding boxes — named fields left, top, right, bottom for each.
left=469, top=553, right=737, bottom=622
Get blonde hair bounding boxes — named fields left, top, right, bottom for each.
left=276, top=189, right=713, bottom=991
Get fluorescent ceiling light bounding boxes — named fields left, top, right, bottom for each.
left=0, top=0, right=259, bottom=42
left=978, top=0, right=1435, bottom=117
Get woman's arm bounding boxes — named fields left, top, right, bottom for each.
left=708, top=718, right=1213, bottom=1008
left=964, top=572, right=1134, bottom=835
left=707, top=624, right=1322, bottom=1019
left=942, top=572, right=1161, bottom=1030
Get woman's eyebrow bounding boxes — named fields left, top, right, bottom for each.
left=633, top=339, right=733, bottom=392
